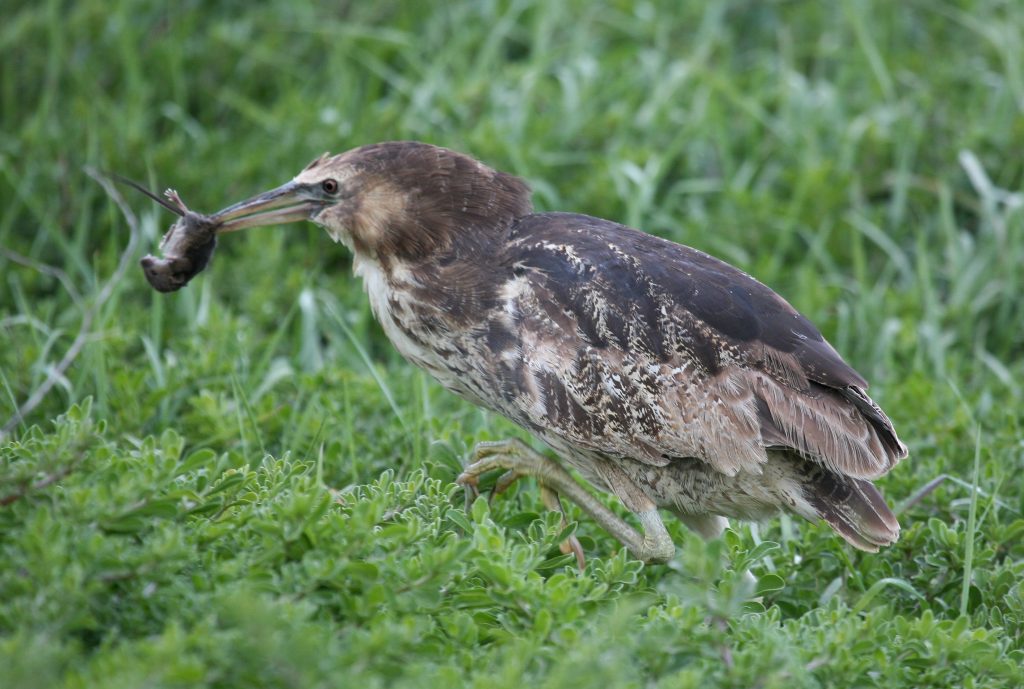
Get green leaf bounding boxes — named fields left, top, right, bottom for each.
left=179, top=449, right=217, bottom=475
left=470, top=495, right=490, bottom=524
left=755, top=573, right=786, bottom=596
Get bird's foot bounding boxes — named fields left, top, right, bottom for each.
left=491, top=471, right=587, bottom=568
left=457, top=439, right=675, bottom=566
left=492, top=468, right=523, bottom=497
left=458, top=439, right=586, bottom=569
left=631, top=509, right=676, bottom=564
left=457, top=439, right=547, bottom=504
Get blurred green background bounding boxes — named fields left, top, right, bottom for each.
left=1, top=1, right=1022, bottom=687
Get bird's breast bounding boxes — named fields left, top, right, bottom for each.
left=356, top=255, right=437, bottom=366
left=353, top=254, right=489, bottom=402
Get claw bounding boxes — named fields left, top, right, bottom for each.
left=457, top=472, right=480, bottom=511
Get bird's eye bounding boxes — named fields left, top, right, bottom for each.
left=321, top=179, right=339, bottom=195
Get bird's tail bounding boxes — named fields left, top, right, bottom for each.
left=800, top=466, right=900, bottom=551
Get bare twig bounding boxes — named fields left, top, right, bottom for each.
left=898, top=475, right=947, bottom=513
left=714, top=616, right=734, bottom=670
left=0, top=248, right=82, bottom=306
left=0, top=460, right=81, bottom=506
left=898, top=472, right=1020, bottom=516
left=1, top=168, right=141, bottom=437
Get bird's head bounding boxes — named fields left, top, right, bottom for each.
left=213, top=141, right=532, bottom=263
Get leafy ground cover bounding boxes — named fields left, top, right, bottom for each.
left=1, top=1, right=1022, bottom=686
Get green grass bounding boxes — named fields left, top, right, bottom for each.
left=2, top=0, right=1023, bottom=686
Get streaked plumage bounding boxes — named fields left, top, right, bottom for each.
left=207, top=141, right=908, bottom=561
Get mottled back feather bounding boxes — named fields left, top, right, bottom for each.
left=390, top=210, right=906, bottom=481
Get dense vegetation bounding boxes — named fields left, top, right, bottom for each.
left=2, top=1, right=1022, bottom=686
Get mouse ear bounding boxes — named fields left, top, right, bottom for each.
left=111, top=174, right=185, bottom=216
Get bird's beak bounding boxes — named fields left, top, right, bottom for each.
left=213, top=181, right=325, bottom=233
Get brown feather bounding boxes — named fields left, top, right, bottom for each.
left=800, top=462, right=900, bottom=551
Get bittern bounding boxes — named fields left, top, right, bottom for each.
left=179, top=141, right=907, bottom=565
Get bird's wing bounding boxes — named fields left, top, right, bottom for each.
left=482, top=212, right=906, bottom=479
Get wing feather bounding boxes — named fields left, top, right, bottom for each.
left=482, top=212, right=906, bottom=479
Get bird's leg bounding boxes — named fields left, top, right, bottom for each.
left=458, top=439, right=675, bottom=564
left=589, top=458, right=676, bottom=563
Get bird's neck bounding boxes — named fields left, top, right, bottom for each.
left=352, top=251, right=462, bottom=379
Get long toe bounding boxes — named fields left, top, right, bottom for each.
left=560, top=533, right=586, bottom=570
